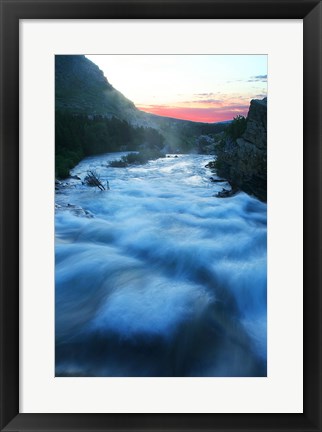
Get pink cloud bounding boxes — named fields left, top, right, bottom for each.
left=137, top=104, right=249, bottom=123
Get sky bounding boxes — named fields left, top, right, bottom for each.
left=86, top=55, right=267, bottom=123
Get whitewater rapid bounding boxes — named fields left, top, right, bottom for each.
left=55, top=152, right=267, bottom=377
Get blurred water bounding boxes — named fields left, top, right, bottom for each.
left=55, top=153, right=267, bottom=377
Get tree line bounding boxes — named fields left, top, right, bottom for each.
left=55, top=111, right=164, bottom=178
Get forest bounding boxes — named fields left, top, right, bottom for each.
left=55, top=112, right=164, bottom=178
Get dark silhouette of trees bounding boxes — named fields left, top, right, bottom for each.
left=55, top=111, right=165, bottom=178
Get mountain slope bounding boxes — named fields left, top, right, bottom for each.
left=55, top=55, right=227, bottom=138
left=55, top=55, right=140, bottom=121
left=55, top=55, right=229, bottom=177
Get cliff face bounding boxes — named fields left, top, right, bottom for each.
left=240, top=98, right=267, bottom=149
left=213, top=98, right=267, bottom=202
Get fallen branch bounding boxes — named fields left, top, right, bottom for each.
left=84, top=170, right=105, bottom=191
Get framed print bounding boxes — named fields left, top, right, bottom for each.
left=0, top=1, right=321, bottom=431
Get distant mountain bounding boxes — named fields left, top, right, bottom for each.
left=55, top=55, right=228, bottom=145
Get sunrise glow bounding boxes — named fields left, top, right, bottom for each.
left=86, top=55, right=267, bottom=123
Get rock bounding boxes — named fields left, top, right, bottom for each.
left=209, top=177, right=226, bottom=183
left=210, top=97, right=267, bottom=202
left=55, top=203, right=95, bottom=218
left=196, top=134, right=216, bottom=154
left=215, top=187, right=239, bottom=198
left=205, top=161, right=216, bottom=169
left=242, top=98, right=267, bottom=150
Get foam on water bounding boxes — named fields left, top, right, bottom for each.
left=55, top=153, right=267, bottom=377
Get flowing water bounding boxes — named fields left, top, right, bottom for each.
left=55, top=152, right=267, bottom=377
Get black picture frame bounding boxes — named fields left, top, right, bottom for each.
left=0, top=1, right=321, bottom=431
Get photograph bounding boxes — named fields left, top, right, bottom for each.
left=2, top=0, right=321, bottom=429
left=55, top=54, right=267, bottom=377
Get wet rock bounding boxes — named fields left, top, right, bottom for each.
left=209, top=177, right=226, bottom=183
left=205, top=161, right=216, bottom=169
left=215, top=187, right=240, bottom=198
left=55, top=203, right=94, bottom=218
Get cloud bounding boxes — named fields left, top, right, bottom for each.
left=181, top=99, right=223, bottom=105
left=226, top=80, right=244, bottom=83
left=254, top=93, right=267, bottom=99
left=197, top=99, right=222, bottom=104
left=247, top=74, right=267, bottom=83
left=193, top=92, right=219, bottom=98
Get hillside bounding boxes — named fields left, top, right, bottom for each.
left=55, top=55, right=229, bottom=177
left=55, top=55, right=140, bottom=120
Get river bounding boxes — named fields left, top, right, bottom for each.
left=55, top=152, right=267, bottom=377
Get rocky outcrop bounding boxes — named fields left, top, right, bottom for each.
left=210, top=98, right=267, bottom=202
left=237, top=98, right=267, bottom=201
left=196, top=134, right=216, bottom=154
left=242, top=98, right=267, bottom=150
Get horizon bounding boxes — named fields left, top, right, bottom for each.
left=86, top=54, right=267, bottom=123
